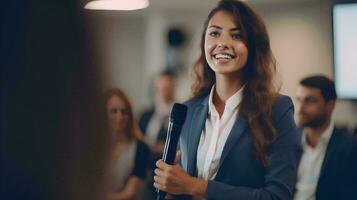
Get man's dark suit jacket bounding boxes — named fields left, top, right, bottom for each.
left=139, top=108, right=168, bottom=169
left=177, top=95, right=302, bottom=200
left=297, top=127, right=357, bottom=200
left=139, top=108, right=168, bottom=142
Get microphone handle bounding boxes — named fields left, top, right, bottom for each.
left=162, top=122, right=181, bottom=164
left=157, top=122, right=181, bottom=200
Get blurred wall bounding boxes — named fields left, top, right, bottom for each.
left=85, top=12, right=146, bottom=115
left=85, top=7, right=214, bottom=113
left=86, top=0, right=357, bottom=131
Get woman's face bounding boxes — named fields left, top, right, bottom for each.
left=106, top=95, right=129, bottom=134
left=204, top=10, right=248, bottom=76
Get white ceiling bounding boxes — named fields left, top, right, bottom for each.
left=82, top=0, right=323, bottom=18
left=149, top=0, right=321, bottom=9
left=145, top=0, right=324, bottom=16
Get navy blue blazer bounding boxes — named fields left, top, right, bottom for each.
left=296, top=128, right=357, bottom=200
left=177, top=94, right=301, bottom=200
left=139, top=108, right=169, bottom=169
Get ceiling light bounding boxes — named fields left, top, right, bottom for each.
left=84, top=0, right=149, bottom=11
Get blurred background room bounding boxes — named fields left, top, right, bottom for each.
left=83, top=0, right=357, bottom=132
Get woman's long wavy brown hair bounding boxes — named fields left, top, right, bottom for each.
left=191, top=0, right=278, bottom=165
left=103, top=88, right=144, bottom=141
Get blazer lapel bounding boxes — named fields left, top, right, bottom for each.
left=217, top=114, right=248, bottom=171
left=186, top=97, right=209, bottom=176
left=319, top=127, right=339, bottom=179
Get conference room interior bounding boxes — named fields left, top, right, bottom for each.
left=1, top=0, right=357, bottom=199
left=84, top=0, right=357, bottom=132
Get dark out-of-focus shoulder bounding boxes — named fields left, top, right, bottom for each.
left=132, top=140, right=150, bottom=180
left=136, top=140, right=149, bottom=153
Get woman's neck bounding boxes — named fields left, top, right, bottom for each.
left=215, top=73, right=244, bottom=102
left=213, top=73, right=244, bottom=117
left=112, top=132, right=131, bottom=159
left=115, top=131, right=130, bottom=145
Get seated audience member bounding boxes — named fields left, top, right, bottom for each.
left=139, top=70, right=176, bottom=165
left=138, top=70, right=176, bottom=199
left=294, top=75, right=357, bottom=200
left=104, top=88, right=149, bottom=200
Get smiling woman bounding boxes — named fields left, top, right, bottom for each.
left=153, top=0, right=301, bottom=200
left=204, top=11, right=248, bottom=76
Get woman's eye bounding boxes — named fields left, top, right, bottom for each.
left=232, top=33, right=241, bottom=40
left=110, top=108, right=118, bottom=114
left=209, top=31, right=218, bottom=37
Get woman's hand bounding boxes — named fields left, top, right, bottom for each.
left=153, top=159, right=208, bottom=198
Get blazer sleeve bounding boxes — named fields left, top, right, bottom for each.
left=339, top=135, right=357, bottom=200
left=206, top=96, right=302, bottom=200
left=131, top=141, right=150, bottom=180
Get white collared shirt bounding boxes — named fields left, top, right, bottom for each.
left=196, top=85, right=244, bottom=180
left=144, top=102, right=172, bottom=145
left=294, top=121, right=335, bottom=200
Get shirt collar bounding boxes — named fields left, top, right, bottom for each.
left=302, top=121, right=335, bottom=148
left=154, top=100, right=173, bottom=117
left=208, top=84, right=245, bottom=116
left=320, top=121, right=334, bottom=144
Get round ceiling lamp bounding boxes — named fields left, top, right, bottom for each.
left=84, top=0, right=149, bottom=11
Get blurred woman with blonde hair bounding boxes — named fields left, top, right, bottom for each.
left=104, top=88, right=149, bottom=200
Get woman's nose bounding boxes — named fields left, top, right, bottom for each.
left=217, top=43, right=225, bottom=48
left=217, top=37, right=229, bottom=49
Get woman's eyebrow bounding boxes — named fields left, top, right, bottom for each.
left=208, top=25, right=240, bottom=32
left=230, top=27, right=240, bottom=31
left=208, top=25, right=222, bottom=29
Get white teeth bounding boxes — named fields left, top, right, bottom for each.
left=214, top=54, right=233, bottom=59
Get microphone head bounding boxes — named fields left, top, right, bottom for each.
left=170, top=103, right=187, bottom=125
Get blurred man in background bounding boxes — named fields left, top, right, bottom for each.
left=138, top=69, right=176, bottom=199
left=139, top=70, right=176, bottom=165
left=294, top=75, right=357, bottom=200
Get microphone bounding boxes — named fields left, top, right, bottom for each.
left=157, top=103, right=187, bottom=200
